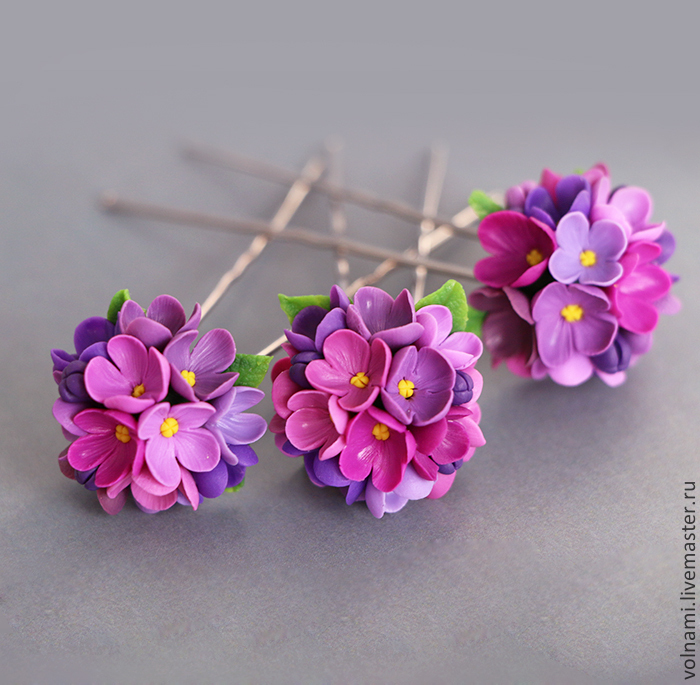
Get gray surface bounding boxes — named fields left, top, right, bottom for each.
left=1, top=4, right=699, bottom=684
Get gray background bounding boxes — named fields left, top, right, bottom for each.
left=1, top=2, right=698, bottom=683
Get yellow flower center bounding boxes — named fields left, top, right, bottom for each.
left=372, top=423, right=390, bottom=441
left=181, top=369, right=196, bottom=387
left=350, top=371, right=370, bottom=389
left=398, top=379, right=415, bottom=398
left=114, top=424, right=131, bottom=444
left=526, top=248, right=544, bottom=267
left=579, top=250, right=597, bottom=267
left=131, top=383, right=145, bottom=398
left=560, top=304, right=584, bottom=322
left=160, top=417, right=179, bottom=438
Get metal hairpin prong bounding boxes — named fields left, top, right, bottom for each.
left=325, top=137, right=350, bottom=289
left=199, top=155, right=325, bottom=319
left=181, top=140, right=477, bottom=238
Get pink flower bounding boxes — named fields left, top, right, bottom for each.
left=284, top=390, right=348, bottom=460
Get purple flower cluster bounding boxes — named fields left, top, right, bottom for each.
left=52, top=292, right=267, bottom=514
left=270, top=283, right=485, bottom=518
left=469, top=164, right=680, bottom=386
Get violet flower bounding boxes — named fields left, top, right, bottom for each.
left=548, top=212, right=628, bottom=287
left=474, top=211, right=557, bottom=288
left=415, top=304, right=483, bottom=370
left=193, top=444, right=259, bottom=499
left=164, top=329, right=238, bottom=402
left=305, top=329, right=391, bottom=412
left=381, top=345, right=455, bottom=426
left=340, top=406, right=416, bottom=493
left=346, top=287, right=424, bottom=349
left=284, top=390, right=348, bottom=460
left=67, top=409, right=143, bottom=488
left=137, top=401, right=220, bottom=489
left=118, top=294, right=201, bottom=351
left=84, top=335, right=170, bottom=413
left=524, top=175, right=592, bottom=230
left=532, top=283, right=618, bottom=368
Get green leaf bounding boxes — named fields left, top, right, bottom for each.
left=468, top=190, right=503, bottom=220
left=415, top=280, right=470, bottom=334
left=278, top=294, right=331, bottom=325
left=107, top=289, right=130, bottom=324
left=463, top=307, right=486, bottom=338
left=226, top=353, right=272, bottom=388
left=225, top=480, right=245, bottom=494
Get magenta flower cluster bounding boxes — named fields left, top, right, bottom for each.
left=270, top=284, right=485, bottom=518
left=469, top=164, right=680, bottom=386
left=51, top=292, right=267, bottom=514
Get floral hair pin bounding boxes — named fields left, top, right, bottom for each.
left=467, top=163, right=679, bottom=386
left=270, top=280, right=485, bottom=519
left=51, top=289, right=271, bottom=514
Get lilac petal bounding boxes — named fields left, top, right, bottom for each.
left=173, top=428, right=220, bottom=472
left=53, top=398, right=89, bottom=436
left=547, top=354, right=595, bottom=386
left=170, top=401, right=216, bottom=431
left=529, top=206, right=557, bottom=231
left=315, top=308, right=347, bottom=350
left=365, top=481, right=408, bottom=518
left=127, top=317, right=173, bottom=350
left=588, top=219, right=627, bottom=259
left=144, top=437, right=180, bottom=487
left=96, top=488, right=127, bottom=515
left=146, top=295, right=186, bottom=335
left=304, top=452, right=326, bottom=487
left=216, top=410, right=268, bottom=445
left=293, top=305, right=328, bottom=338
left=549, top=250, right=584, bottom=284
left=137, top=402, right=171, bottom=440
left=412, top=451, right=439, bottom=481
left=193, top=371, right=238, bottom=401
left=51, top=348, right=76, bottom=375
left=190, top=329, right=236, bottom=374
left=525, top=186, right=558, bottom=223
left=142, top=347, right=170, bottom=401
left=394, top=463, right=435, bottom=499
left=411, top=419, right=447, bottom=456
left=346, top=480, right=366, bottom=505
left=133, top=461, right=177, bottom=495
left=388, top=290, right=417, bottom=328
left=107, top=335, right=148, bottom=384
left=229, top=386, right=265, bottom=414
left=164, top=329, right=198, bottom=370
left=225, top=461, right=247, bottom=489
left=609, top=186, right=652, bottom=229
left=84, top=356, right=132, bottom=403
left=286, top=407, right=337, bottom=453
left=131, top=481, right=178, bottom=512
left=322, top=329, right=371, bottom=377
left=371, top=323, right=425, bottom=349
left=68, top=433, right=118, bottom=471
left=229, top=444, right=258, bottom=466
left=535, top=312, right=574, bottom=368
left=556, top=175, right=590, bottom=215
left=412, top=347, right=456, bottom=393
left=573, top=311, right=618, bottom=356
left=556, top=212, right=589, bottom=252
left=313, top=456, right=351, bottom=487
left=568, top=189, right=591, bottom=216
left=169, top=365, right=198, bottom=402
left=432, top=421, right=470, bottom=465
left=94, top=440, right=139, bottom=488
left=330, top=285, right=351, bottom=311
left=190, top=460, right=228, bottom=498
left=427, top=472, right=457, bottom=499
left=284, top=329, right=316, bottom=352
left=74, top=317, right=115, bottom=355
left=416, top=310, right=440, bottom=348
left=78, top=341, right=110, bottom=363
left=271, top=369, right=301, bottom=419
left=180, top=302, right=202, bottom=334
left=580, top=261, right=623, bottom=287
left=438, top=332, right=482, bottom=370
left=118, top=300, right=145, bottom=330
left=178, top=467, right=200, bottom=510
left=349, top=287, right=395, bottom=334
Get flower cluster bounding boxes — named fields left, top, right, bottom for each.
left=270, top=281, right=485, bottom=518
left=468, top=164, right=679, bottom=386
left=51, top=290, right=270, bottom=514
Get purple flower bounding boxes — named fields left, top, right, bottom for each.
left=306, top=329, right=391, bottom=412
left=193, top=444, right=259, bottom=499
left=118, top=294, right=201, bottom=351
left=84, top=335, right=170, bottom=413
left=67, top=409, right=143, bottom=488
left=346, top=287, right=424, bottom=349
left=137, top=401, right=220, bottom=489
left=205, top=386, right=267, bottom=464
left=474, top=211, right=557, bottom=288
left=524, top=175, right=592, bottom=230
left=548, top=212, right=627, bottom=286
left=591, top=184, right=666, bottom=243
left=340, top=406, right=416, bottom=493
left=415, top=304, right=483, bottom=370
left=532, top=283, right=618, bottom=368
left=164, top=329, right=238, bottom=402
left=284, top=390, right=348, bottom=460
left=381, top=345, right=455, bottom=426
left=364, top=464, right=435, bottom=519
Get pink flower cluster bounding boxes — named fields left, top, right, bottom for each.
left=469, top=164, right=679, bottom=386
left=270, top=284, right=485, bottom=518
left=51, top=292, right=267, bottom=514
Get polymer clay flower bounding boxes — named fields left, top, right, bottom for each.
left=474, top=211, right=557, bottom=288
left=118, top=294, right=201, bottom=350
left=524, top=175, right=592, bottom=229
left=67, top=409, right=142, bottom=488
left=415, top=304, right=483, bottom=370
left=381, top=345, right=455, bottom=426
left=84, top=335, right=170, bottom=413
left=284, top=390, right=348, bottom=459
left=164, top=329, right=238, bottom=401
left=532, top=283, right=618, bottom=368
left=346, top=287, right=423, bottom=349
left=306, top=330, right=390, bottom=412
left=137, top=401, right=220, bottom=488
left=340, top=407, right=416, bottom=493
left=548, top=212, right=627, bottom=286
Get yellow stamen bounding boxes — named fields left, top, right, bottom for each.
left=560, top=304, right=584, bottom=322
left=160, top=417, right=179, bottom=438
left=350, top=371, right=370, bottom=389
left=526, top=248, right=544, bottom=267
left=115, top=424, right=131, bottom=444
left=131, top=383, right=145, bottom=398
left=181, top=369, right=196, bottom=387
left=398, top=379, right=415, bottom=399
left=372, top=422, right=390, bottom=441
left=579, top=250, right=597, bottom=267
